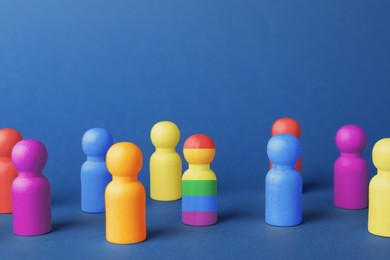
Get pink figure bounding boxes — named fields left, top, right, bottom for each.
left=12, top=139, right=52, bottom=236
left=334, top=125, right=368, bottom=209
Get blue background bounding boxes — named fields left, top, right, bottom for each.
left=1, top=0, right=390, bottom=258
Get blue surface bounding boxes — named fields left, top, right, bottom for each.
left=1, top=0, right=390, bottom=258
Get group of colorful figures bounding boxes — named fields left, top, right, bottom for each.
left=0, top=118, right=390, bottom=243
left=268, top=120, right=390, bottom=237
left=81, top=122, right=217, bottom=244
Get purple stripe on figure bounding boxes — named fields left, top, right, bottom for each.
left=182, top=211, right=217, bottom=226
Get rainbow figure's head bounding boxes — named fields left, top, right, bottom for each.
left=183, top=134, right=215, bottom=165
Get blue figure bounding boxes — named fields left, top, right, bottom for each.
left=266, top=134, right=302, bottom=226
left=81, top=128, right=113, bottom=213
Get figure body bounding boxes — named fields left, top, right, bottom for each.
left=0, top=128, right=22, bottom=213
left=105, top=142, right=146, bottom=244
left=266, top=134, right=302, bottom=226
left=368, top=138, right=390, bottom=237
left=334, top=125, right=368, bottom=209
left=81, top=128, right=113, bottom=213
left=150, top=121, right=182, bottom=201
left=182, top=134, right=217, bottom=226
left=12, top=139, right=52, bottom=236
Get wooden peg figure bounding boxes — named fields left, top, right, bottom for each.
left=334, top=125, right=368, bottom=209
left=266, top=134, right=302, bottom=226
left=182, top=134, right=217, bottom=226
left=150, top=121, right=182, bottom=201
left=12, top=139, right=52, bottom=236
left=105, top=142, right=146, bottom=244
left=368, top=138, right=390, bottom=237
left=271, top=118, right=302, bottom=172
left=0, top=128, right=23, bottom=213
left=81, top=128, right=113, bottom=213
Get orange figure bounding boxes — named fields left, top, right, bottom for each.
left=270, top=118, right=302, bottom=172
left=105, top=142, right=146, bottom=244
left=0, top=128, right=23, bottom=213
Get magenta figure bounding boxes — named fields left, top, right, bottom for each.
left=11, top=139, right=52, bottom=236
left=334, top=125, right=368, bottom=209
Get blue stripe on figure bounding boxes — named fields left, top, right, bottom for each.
left=266, top=134, right=302, bottom=226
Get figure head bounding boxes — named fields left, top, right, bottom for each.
left=150, top=121, right=180, bottom=149
left=267, top=134, right=301, bottom=166
left=11, top=139, right=48, bottom=173
left=183, top=134, right=215, bottom=164
left=106, top=142, right=143, bottom=178
left=82, top=128, right=113, bottom=158
left=271, top=118, right=300, bottom=138
left=0, top=128, right=23, bottom=158
left=335, top=125, right=367, bottom=153
left=372, top=138, right=390, bottom=172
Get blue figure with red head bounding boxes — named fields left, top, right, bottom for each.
left=266, top=134, right=302, bottom=226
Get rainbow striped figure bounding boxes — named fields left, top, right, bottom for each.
left=182, top=134, right=217, bottom=226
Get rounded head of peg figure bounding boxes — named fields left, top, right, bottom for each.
left=106, top=142, right=143, bottom=178
left=11, top=139, right=48, bottom=173
left=271, top=118, right=300, bottom=138
left=150, top=121, right=180, bottom=149
left=267, top=134, right=301, bottom=166
left=335, top=125, right=367, bottom=153
left=82, top=128, right=113, bottom=157
left=183, top=134, right=215, bottom=165
left=0, top=128, right=23, bottom=158
left=372, top=138, right=390, bottom=172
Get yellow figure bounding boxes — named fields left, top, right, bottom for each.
left=150, top=121, right=182, bottom=201
left=368, top=138, right=390, bottom=237
left=105, top=142, right=146, bottom=244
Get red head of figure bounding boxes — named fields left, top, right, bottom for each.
left=271, top=118, right=300, bottom=138
left=0, top=128, right=23, bottom=159
left=271, top=118, right=301, bottom=172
